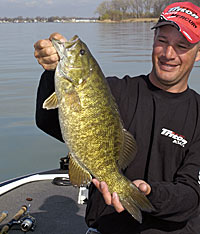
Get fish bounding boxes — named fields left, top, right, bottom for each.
left=43, top=35, right=154, bottom=223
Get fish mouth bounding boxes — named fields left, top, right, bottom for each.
left=65, top=35, right=79, bottom=48
left=52, top=35, right=79, bottom=48
left=52, top=35, right=80, bottom=60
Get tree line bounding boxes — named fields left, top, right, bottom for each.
left=95, top=0, right=200, bottom=21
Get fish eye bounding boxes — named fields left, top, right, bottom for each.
left=80, top=49, right=85, bottom=55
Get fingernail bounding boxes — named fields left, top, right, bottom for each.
left=113, top=192, right=117, bottom=199
left=60, top=38, right=66, bottom=42
left=100, top=182, right=104, bottom=190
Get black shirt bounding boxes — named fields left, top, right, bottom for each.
left=36, top=71, right=200, bottom=234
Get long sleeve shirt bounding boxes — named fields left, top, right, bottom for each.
left=36, top=71, right=200, bottom=234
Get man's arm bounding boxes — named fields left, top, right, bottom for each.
left=34, top=33, right=67, bottom=141
left=147, top=140, right=200, bottom=222
left=35, top=70, right=64, bottom=142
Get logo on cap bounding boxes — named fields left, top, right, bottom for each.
left=167, top=6, right=199, bottom=19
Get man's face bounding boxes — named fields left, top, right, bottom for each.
left=150, top=25, right=200, bottom=92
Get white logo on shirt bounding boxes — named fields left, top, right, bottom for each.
left=161, top=128, right=188, bottom=148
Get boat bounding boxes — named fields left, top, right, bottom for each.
left=0, top=157, right=88, bottom=233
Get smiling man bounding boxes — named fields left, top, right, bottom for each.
left=150, top=14, right=200, bottom=93
left=34, top=2, right=200, bottom=234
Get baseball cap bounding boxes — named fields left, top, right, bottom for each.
left=152, top=2, right=200, bottom=44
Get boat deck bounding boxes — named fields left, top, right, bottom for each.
left=0, top=177, right=88, bottom=233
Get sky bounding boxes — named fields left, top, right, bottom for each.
left=0, top=0, right=103, bottom=18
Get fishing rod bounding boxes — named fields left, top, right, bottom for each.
left=0, top=198, right=36, bottom=233
left=0, top=205, right=27, bottom=233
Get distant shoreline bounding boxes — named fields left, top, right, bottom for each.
left=0, top=17, right=159, bottom=24
left=98, top=18, right=158, bottom=23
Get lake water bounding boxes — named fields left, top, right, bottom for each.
left=0, top=22, right=199, bottom=182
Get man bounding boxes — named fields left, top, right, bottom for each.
left=34, top=2, right=200, bottom=233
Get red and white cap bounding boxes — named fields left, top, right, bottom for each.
left=152, top=2, right=200, bottom=44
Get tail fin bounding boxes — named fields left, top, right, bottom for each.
left=120, top=183, right=154, bottom=223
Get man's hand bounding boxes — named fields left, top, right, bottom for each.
left=92, top=178, right=151, bottom=213
left=34, top=32, right=66, bottom=70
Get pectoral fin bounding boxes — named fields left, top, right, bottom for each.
left=117, top=129, right=137, bottom=170
left=69, top=153, right=92, bottom=187
left=43, top=92, right=58, bottom=110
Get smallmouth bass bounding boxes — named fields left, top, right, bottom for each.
left=43, top=35, right=154, bottom=223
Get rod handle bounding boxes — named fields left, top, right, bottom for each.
left=12, top=205, right=27, bottom=221
left=0, top=211, right=8, bottom=224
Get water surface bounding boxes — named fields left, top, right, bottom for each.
left=0, top=22, right=199, bottom=182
